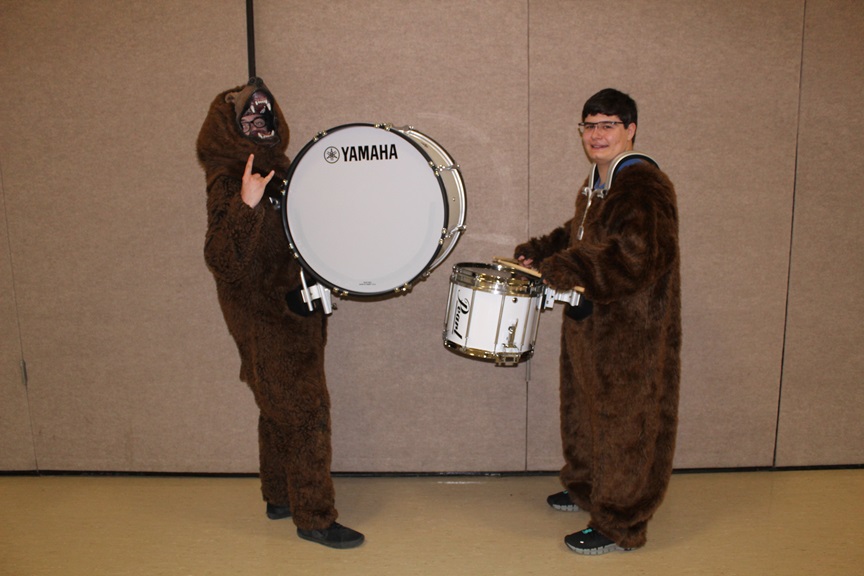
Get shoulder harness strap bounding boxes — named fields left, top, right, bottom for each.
left=587, top=151, right=659, bottom=195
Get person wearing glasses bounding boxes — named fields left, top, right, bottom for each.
left=514, top=88, right=681, bottom=555
left=197, top=78, right=364, bottom=549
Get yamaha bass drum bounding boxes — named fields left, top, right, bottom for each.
left=281, top=123, right=466, bottom=310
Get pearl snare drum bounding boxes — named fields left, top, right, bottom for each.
left=443, top=263, right=545, bottom=366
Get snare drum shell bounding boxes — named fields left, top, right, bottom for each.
left=443, top=263, right=544, bottom=363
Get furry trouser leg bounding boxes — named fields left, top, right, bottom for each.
left=248, top=335, right=338, bottom=532
left=557, top=323, right=677, bottom=550
left=258, top=409, right=337, bottom=531
left=558, top=325, right=595, bottom=507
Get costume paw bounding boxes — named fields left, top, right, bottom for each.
left=538, top=256, right=580, bottom=292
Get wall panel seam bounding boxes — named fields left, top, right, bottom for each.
left=773, top=0, right=809, bottom=468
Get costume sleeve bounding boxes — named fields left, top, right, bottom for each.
left=538, top=168, right=678, bottom=303
left=513, top=219, right=573, bottom=264
left=204, top=175, right=266, bottom=282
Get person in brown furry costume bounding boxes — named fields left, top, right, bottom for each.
left=196, top=77, right=363, bottom=549
left=515, top=88, right=681, bottom=555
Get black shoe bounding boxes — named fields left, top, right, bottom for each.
left=297, top=522, right=365, bottom=549
left=266, top=503, right=292, bottom=520
left=564, top=528, right=633, bottom=555
left=547, top=490, right=581, bottom=512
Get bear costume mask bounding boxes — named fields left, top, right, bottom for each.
left=197, top=77, right=290, bottom=186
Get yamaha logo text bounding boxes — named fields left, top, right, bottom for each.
left=324, top=144, right=399, bottom=164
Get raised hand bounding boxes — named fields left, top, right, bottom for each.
left=240, top=153, right=275, bottom=208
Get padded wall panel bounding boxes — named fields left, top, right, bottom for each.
left=255, top=0, right=532, bottom=472
left=527, top=0, right=805, bottom=469
left=0, top=179, right=35, bottom=469
left=776, top=0, right=864, bottom=466
left=0, top=1, right=260, bottom=472
left=1, top=0, right=858, bottom=475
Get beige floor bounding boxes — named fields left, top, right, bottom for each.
left=0, top=470, right=861, bottom=576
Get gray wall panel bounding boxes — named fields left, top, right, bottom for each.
left=527, top=0, right=804, bottom=469
left=0, top=0, right=859, bottom=474
left=777, top=0, right=864, bottom=466
left=0, top=176, right=35, bottom=470
left=0, top=0, right=260, bottom=472
left=255, top=0, right=532, bottom=471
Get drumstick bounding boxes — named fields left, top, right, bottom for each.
left=493, top=256, right=543, bottom=277
left=492, top=257, right=585, bottom=293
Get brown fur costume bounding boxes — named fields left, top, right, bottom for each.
left=515, top=160, right=681, bottom=549
left=196, top=78, right=337, bottom=531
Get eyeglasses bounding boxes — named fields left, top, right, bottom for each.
left=241, top=117, right=269, bottom=130
left=578, top=121, right=624, bottom=135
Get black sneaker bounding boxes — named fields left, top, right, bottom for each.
left=564, top=528, right=633, bottom=555
left=266, top=503, right=292, bottom=520
left=547, top=490, right=581, bottom=512
left=297, top=522, right=365, bottom=549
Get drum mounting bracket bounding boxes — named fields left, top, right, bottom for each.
left=300, top=269, right=333, bottom=315
left=544, top=287, right=582, bottom=309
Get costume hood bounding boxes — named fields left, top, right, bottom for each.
left=196, top=77, right=291, bottom=180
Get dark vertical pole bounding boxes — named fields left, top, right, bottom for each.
left=246, top=0, right=256, bottom=79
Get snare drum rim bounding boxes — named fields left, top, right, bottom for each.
left=450, top=262, right=544, bottom=297
left=280, top=123, right=450, bottom=297
left=442, top=339, right=535, bottom=364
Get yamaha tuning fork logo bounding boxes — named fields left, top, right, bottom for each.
left=323, top=143, right=400, bottom=164
left=324, top=146, right=340, bottom=163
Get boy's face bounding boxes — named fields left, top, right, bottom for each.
left=581, top=113, right=636, bottom=168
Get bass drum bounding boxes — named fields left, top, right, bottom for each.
left=281, top=123, right=466, bottom=297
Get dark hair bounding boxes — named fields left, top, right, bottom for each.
left=582, top=88, right=638, bottom=127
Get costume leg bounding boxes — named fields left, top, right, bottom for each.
left=558, top=321, right=594, bottom=510
left=585, top=356, right=678, bottom=549
left=248, top=333, right=338, bottom=531
left=258, top=413, right=290, bottom=506
left=281, top=396, right=337, bottom=530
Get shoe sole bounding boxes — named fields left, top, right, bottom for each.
left=550, top=502, right=581, bottom=512
left=565, top=541, right=632, bottom=555
left=266, top=506, right=292, bottom=520
left=297, top=531, right=365, bottom=549
left=266, top=511, right=292, bottom=520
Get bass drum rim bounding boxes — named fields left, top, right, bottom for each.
left=281, top=123, right=463, bottom=298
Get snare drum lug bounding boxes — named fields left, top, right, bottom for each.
left=505, top=320, right=518, bottom=349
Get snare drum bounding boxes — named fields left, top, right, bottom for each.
left=281, top=123, right=466, bottom=297
left=443, top=263, right=545, bottom=365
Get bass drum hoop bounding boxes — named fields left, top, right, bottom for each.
left=281, top=123, right=463, bottom=297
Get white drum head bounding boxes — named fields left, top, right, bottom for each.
left=283, top=124, right=461, bottom=296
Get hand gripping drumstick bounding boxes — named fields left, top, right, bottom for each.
left=493, top=257, right=585, bottom=293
